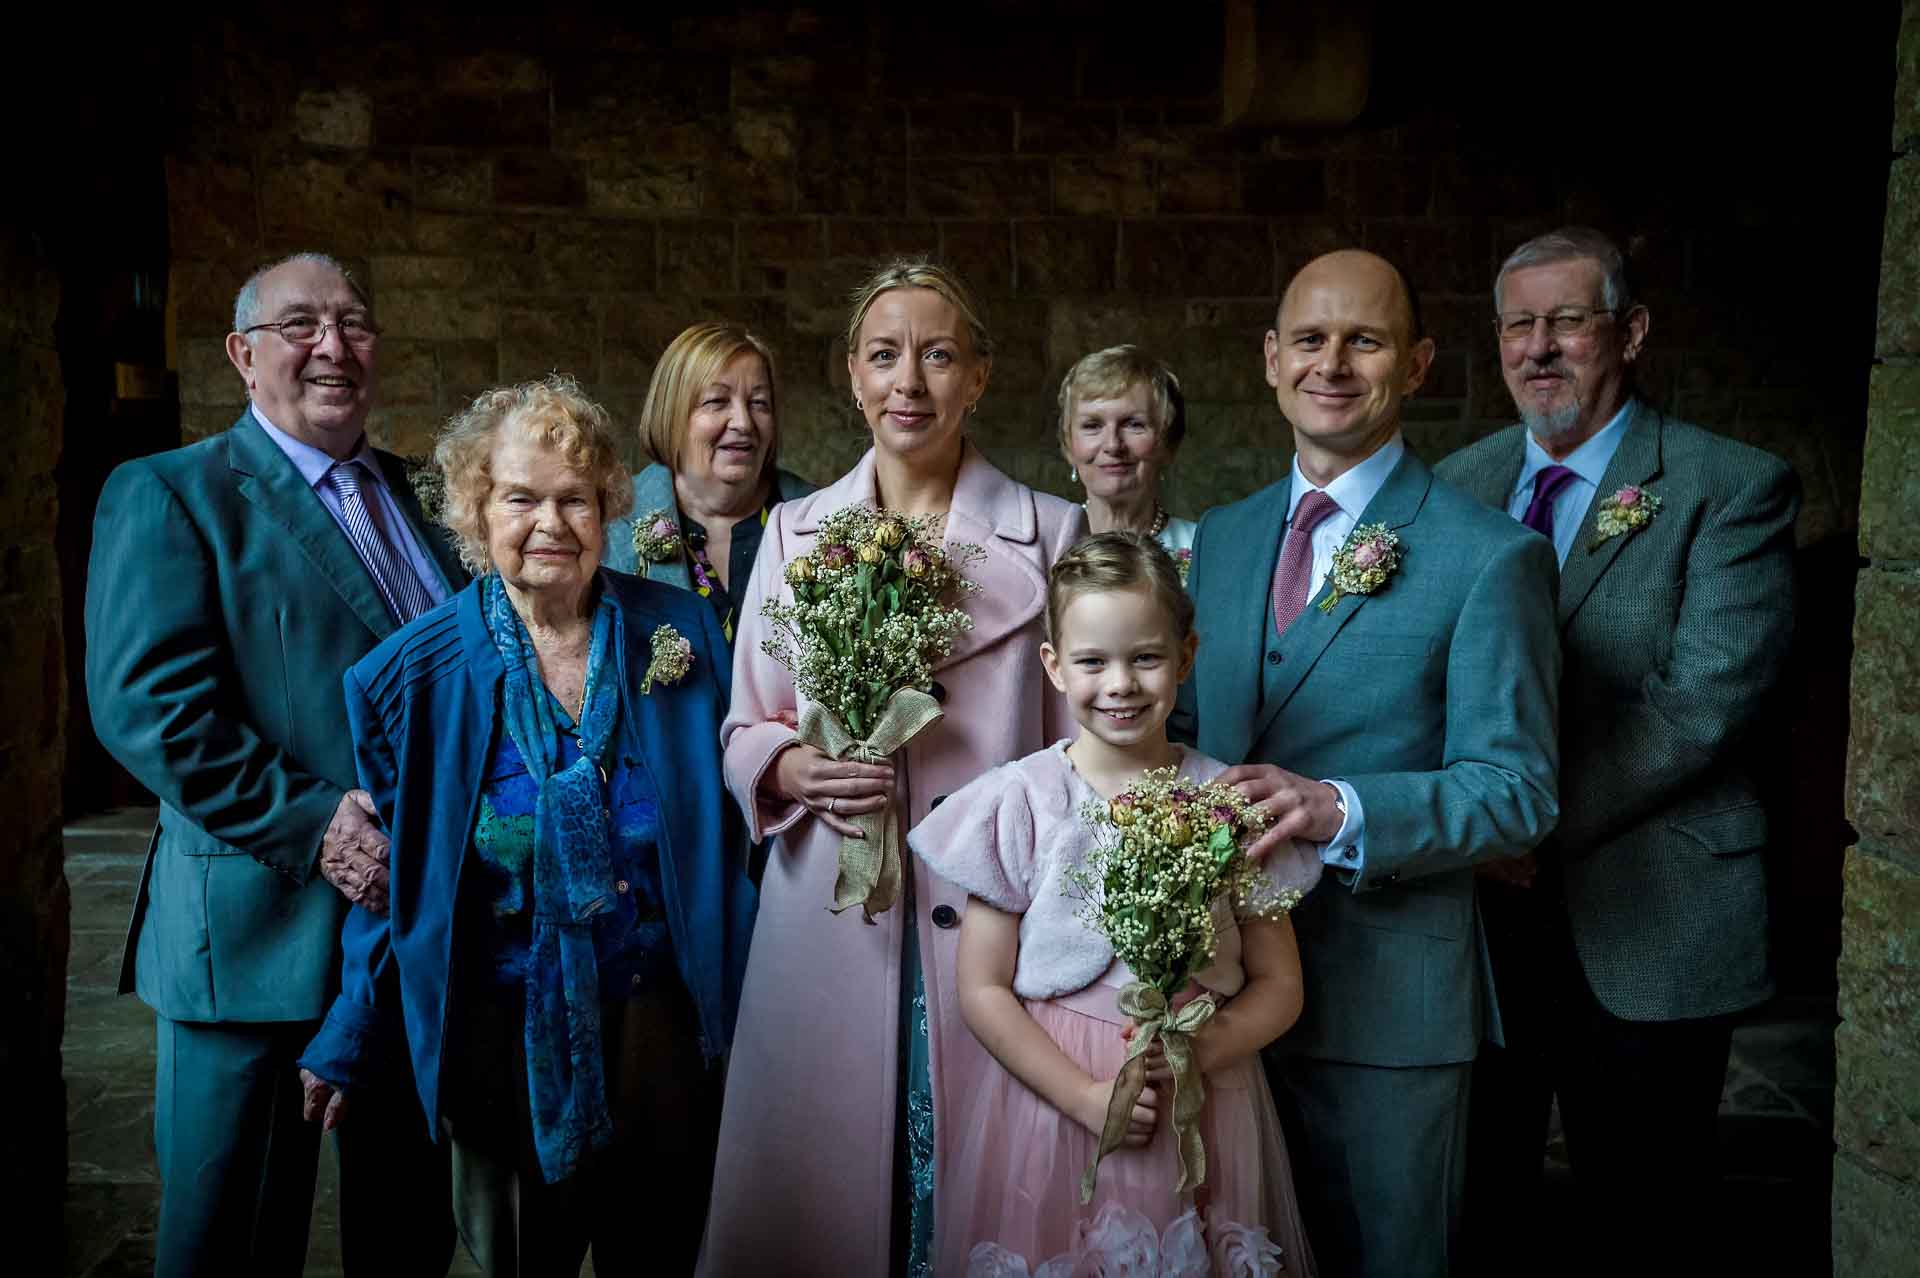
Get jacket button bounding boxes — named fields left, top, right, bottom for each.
left=929, top=680, right=948, bottom=703
left=631, top=974, right=645, bottom=991
left=615, top=880, right=630, bottom=894
left=930, top=904, right=959, bottom=929
left=930, top=794, right=947, bottom=809
left=1266, top=650, right=1282, bottom=665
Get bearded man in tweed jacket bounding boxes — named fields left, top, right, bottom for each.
left=1436, top=226, right=1799, bottom=1268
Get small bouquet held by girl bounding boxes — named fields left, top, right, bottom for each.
left=1069, top=767, right=1302, bottom=1204
left=910, top=531, right=1321, bottom=1277
left=760, top=504, right=981, bottom=920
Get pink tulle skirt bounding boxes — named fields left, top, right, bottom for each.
left=939, top=974, right=1317, bottom=1276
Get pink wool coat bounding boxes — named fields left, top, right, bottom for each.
left=700, top=443, right=1084, bottom=1277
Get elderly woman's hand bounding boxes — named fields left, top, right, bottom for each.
left=771, top=744, right=895, bottom=840
left=299, top=1068, right=350, bottom=1131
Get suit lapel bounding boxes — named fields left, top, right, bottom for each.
left=1251, top=449, right=1433, bottom=746
left=374, top=449, right=468, bottom=593
left=1556, top=404, right=1663, bottom=627
left=1463, top=430, right=1526, bottom=512
left=228, top=414, right=395, bottom=641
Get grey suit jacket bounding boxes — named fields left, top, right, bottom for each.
left=86, top=411, right=466, bottom=1023
left=1435, top=404, right=1798, bottom=1021
left=1177, top=447, right=1561, bottom=1066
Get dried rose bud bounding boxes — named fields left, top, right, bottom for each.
left=1210, top=804, right=1236, bottom=828
left=1615, top=485, right=1642, bottom=506
left=1352, top=541, right=1383, bottom=570
left=651, top=516, right=677, bottom=539
left=1109, top=795, right=1138, bottom=826
left=821, top=543, right=853, bottom=569
left=903, top=547, right=932, bottom=578
left=873, top=520, right=906, bottom=548
left=785, top=556, right=817, bottom=584
left=857, top=542, right=886, bottom=565
left=1162, top=814, right=1194, bottom=845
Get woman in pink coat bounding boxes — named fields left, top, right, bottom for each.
left=701, top=259, right=1084, bottom=1276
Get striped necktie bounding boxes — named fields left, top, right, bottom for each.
left=324, top=461, right=438, bottom=625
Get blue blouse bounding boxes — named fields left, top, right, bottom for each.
left=466, top=688, right=674, bottom=994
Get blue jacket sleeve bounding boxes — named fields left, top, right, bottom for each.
left=297, top=663, right=403, bottom=1087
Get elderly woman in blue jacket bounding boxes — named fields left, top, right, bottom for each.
left=298, top=374, right=755, bottom=1275
left=602, top=321, right=813, bottom=644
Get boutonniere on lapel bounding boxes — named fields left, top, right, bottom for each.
left=1318, top=523, right=1402, bottom=614
left=402, top=456, right=447, bottom=525
left=1588, top=485, right=1662, bottom=552
left=641, top=624, right=693, bottom=694
left=632, top=508, right=683, bottom=564
left=1172, top=548, right=1193, bottom=584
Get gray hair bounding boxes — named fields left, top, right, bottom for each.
left=232, top=252, right=370, bottom=336
left=1493, top=227, right=1633, bottom=314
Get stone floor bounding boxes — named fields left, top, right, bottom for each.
left=60, top=808, right=1836, bottom=1275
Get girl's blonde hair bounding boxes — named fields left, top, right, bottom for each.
left=1045, top=530, right=1195, bottom=646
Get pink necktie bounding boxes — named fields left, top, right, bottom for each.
left=1271, top=489, right=1342, bottom=636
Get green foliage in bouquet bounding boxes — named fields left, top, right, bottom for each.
left=759, top=506, right=981, bottom=740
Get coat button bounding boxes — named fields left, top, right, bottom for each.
left=1267, top=650, right=1282, bottom=665
left=929, top=680, right=948, bottom=703
left=631, top=974, right=645, bottom=991
left=930, top=904, right=959, bottom=929
left=930, top=794, right=947, bottom=809
left=615, top=880, right=630, bottom=894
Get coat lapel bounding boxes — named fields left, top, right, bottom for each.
left=1556, top=403, right=1664, bottom=627
left=1461, top=429, right=1526, bottom=512
left=374, top=449, right=468, bottom=593
left=1251, top=449, right=1434, bottom=746
left=631, top=465, right=696, bottom=591
left=228, top=413, right=396, bottom=640
left=1195, top=484, right=1288, bottom=766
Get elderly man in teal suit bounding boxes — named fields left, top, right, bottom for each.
left=85, top=253, right=464, bottom=1276
left=1437, top=228, right=1798, bottom=1270
left=1175, top=249, right=1561, bottom=1278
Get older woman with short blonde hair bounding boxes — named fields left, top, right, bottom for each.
left=300, top=374, right=756, bottom=1275
left=1057, top=345, right=1197, bottom=572
left=603, top=322, right=814, bottom=643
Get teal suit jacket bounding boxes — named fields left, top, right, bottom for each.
left=1177, top=447, right=1561, bottom=1066
left=86, top=411, right=466, bottom=1024
left=1435, top=405, right=1798, bottom=1020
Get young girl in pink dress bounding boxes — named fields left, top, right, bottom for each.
left=910, top=531, right=1321, bottom=1277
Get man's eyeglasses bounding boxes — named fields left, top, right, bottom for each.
left=1494, top=306, right=1617, bottom=343
left=243, top=315, right=380, bottom=348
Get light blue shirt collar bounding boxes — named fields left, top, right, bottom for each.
left=250, top=406, right=374, bottom=490
left=1287, top=433, right=1406, bottom=524
left=1516, top=401, right=1632, bottom=495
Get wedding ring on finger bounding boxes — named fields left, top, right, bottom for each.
left=828, top=796, right=838, bottom=815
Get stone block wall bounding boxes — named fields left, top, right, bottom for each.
left=1835, top=5, right=1920, bottom=1270
left=160, top=6, right=1868, bottom=540
left=0, top=227, right=70, bottom=1223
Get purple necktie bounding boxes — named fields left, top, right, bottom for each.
left=1271, top=490, right=1342, bottom=636
left=326, top=462, right=438, bottom=625
left=1520, top=464, right=1579, bottom=541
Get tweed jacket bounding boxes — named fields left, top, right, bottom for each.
left=86, top=411, right=466, bottom=1023
left=1435, top=403, right=1799, bottom=1020
left=1175, top=445, right=1562, bottom=1067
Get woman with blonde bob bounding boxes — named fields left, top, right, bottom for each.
left=299, top=375, right=756, bottom=1274
left=701, top=260, right=1085, bottom=1276
left=1058, top=345, right=1198, bottom=572
left=603, top=322, right=815, bottom=643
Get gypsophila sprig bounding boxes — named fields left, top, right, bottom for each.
left=640, top=624, right=692, bottom=694
left=758, top=505, right=982, bottom=741
left=1588, top=484, right=1661, bottom=552
left=1067, top=767, right=1302, bottom=1202
left=1317, top=522, right=1402, bottom=614
left=631, top=508, right=683, bottom=564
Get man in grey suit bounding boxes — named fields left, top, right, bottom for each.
left=86, top=253, right=461, bottom=1276
left=1437, top=227, right=1799, bottom=1269
left=1175, top=249, right=1561, bottom=1277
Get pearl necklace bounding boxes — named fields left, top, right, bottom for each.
left=1084, top=503, right=1170, bottom=539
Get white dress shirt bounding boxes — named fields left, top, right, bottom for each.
left=1281, top=433, right=1407, bottom=878
left=1505, top=403, right=1632, bottom=567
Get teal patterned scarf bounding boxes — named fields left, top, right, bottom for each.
left=482, top=573, right=621, bottom=1183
